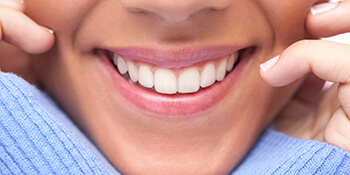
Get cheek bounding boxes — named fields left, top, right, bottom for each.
left=25, top=0, right=98, bottom=34
left=258, top=0, right=316, bottom=45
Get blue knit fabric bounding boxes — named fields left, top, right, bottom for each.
left=233, top=128, right=350, bottom=174
left=0, top=73, right=349, bottom=175
left=0, top=73, right=119, bottom=175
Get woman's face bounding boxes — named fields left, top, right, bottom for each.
left=26, top=0, right=316, bottom=174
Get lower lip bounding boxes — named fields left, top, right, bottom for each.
left=99, top=50, right=252, bottom=118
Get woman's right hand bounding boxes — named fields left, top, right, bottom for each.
left=0, top=0, right=55, bottom=54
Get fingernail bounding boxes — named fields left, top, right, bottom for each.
left=310, top=2, right=341, bottom=15
left=260, top=55, right=280, bottom=72
left=47, top=29, right=54, bottom=34
left=41, top=26, right=55, bottom=34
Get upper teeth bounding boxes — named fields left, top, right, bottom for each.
left=113, top=53, right=238, bottom=94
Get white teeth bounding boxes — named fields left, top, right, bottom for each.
left=226, top=53, right=237, bottom=72
left=216, top=59, right=227, bottom=81
left=127, top=61, right=138, bottom=82
left=201, top=63, right=216, bottom=88
left=114, top=54, right=128, bottom=74
left=138, top=64, right=154, bottom=88
left=178, top=68, right=200, bottom=93
left=112, top=52, right=239, bottom=94
left=154, top=69, right=177, bottom=94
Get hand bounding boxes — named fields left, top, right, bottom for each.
left=260, top=0, right=350, bottom=151
left=0, top=0, right=55, bottom=54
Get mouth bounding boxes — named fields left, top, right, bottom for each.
left=113, top=51, right=238, bottom=94
left=98, top=46, right=255, bottom=117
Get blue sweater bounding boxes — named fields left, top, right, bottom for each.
left=0, top=73, right=349, bottom=175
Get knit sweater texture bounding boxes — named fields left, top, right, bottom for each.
left=0, top=73, right=349, bottom=174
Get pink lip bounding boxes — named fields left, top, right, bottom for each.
left=99, top=47, right=253, bottom=118
left=108, top=46, right=242, bottom=68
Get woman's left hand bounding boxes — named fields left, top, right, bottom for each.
left=260, top=0, right=350, bottom=151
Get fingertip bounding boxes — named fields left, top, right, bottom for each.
left=41, top=26, right=54, bottom=35
left=259, top=55, right=282, bottom=87
left=260, top=55, right=280, bottom=73
left=0, top=8, right=55, bottom=54
left=259, top=48, right=304, bottom=88
left=38, top=32, right=55, bottom=53
left=306, top=0, right=350, bottom=37
left=37, top=26, right=56, bottom=52
left=0, top=0, right=25, bottom=12
left=34, top=34, right=55, bottom=54
left=259, top=66, right=271, bottom=85
left=259, top=64, right=268, bottom=73
left=22, top=27, right=55, bottom=54
left=310, top=2, right=340, bottom=16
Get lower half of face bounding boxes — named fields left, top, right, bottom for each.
left=26, top=0, right=314, bottom=174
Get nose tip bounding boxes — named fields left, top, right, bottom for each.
left=120, top=0, right=232, bottom=22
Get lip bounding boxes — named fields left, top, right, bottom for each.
left=108, top=46, right=242, bottom=68
left=98, top=46, right=254, bottom=118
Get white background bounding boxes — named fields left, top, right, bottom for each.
left=323, top=33, right=350, bottom=44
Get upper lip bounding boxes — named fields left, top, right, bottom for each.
left=108, top=45, right=244, bottom=68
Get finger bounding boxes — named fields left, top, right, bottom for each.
left=260, top=39, right=350, bottom=151
left=0, top=0, right=24, bottom=12
left=306, top=0, right=350, bottom=37
left=259, top=40, right=350, bottom=87
left=0, top=7, right=55, bottom=54
left=324, top=107, right=350, bottom=152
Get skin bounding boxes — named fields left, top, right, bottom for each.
left=261, top=0, right=350, bottom=149
left=0, top=0, right=349, bottom=174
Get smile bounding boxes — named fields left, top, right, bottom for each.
left=98, top=46, right=254, bottom=117
left=113, top=52, right=238, bottom=94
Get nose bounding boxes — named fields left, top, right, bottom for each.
left=119, top=0, right=232, bottom=23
